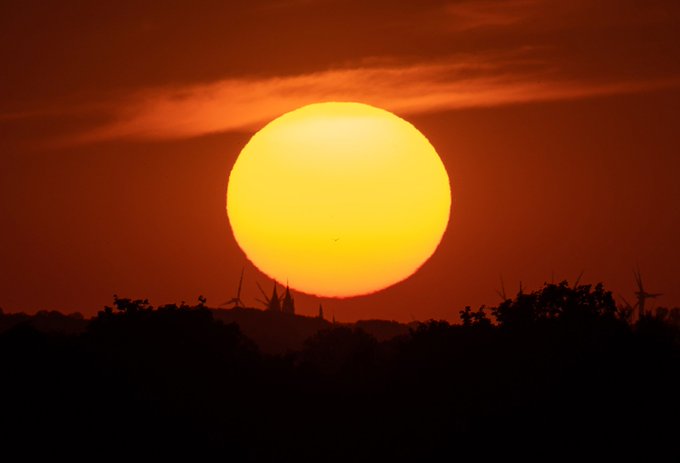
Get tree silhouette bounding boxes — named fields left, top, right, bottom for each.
left=104, top=294, right=153, bottom=314
left=491, top=280, right=620, bottom=328
left=459, top=305, right=491, bottom=328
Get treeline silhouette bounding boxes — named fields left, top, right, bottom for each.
left=1, top=282, right=678, bottom=460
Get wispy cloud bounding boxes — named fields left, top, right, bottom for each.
left=445, top=0, right=540, bottom=30
left=72, top=53, right=679, bottom=143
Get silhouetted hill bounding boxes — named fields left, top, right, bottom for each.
left=0, top=308, right=87, bottom=334
left=212, top=307, right=331, bottom=353
left=211, top=308, right=412, bottom=353
left=353, top=318, right=413, bottom=341
left=0, top=306, right=414, bottom=354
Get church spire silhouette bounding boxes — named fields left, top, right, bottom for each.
left=255, top=281, right=282, bottom=312
left=282, top=283, right=295, bottom=315
left=268, top=283, right=281, bottom=312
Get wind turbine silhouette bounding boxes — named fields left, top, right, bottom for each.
left=221, top=268, right=245, bottom=309
left=632, top=266, right=662, bottom=319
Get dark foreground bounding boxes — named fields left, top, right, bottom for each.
left=1, top=282, right=678, bottom=461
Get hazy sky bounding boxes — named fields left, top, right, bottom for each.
left=2, top=0, right=679, bottom=321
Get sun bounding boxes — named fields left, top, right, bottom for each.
left=227, top=102, right=451, bottom=297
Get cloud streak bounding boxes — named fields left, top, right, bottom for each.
left=445, top=0, right=540, bottom=30
left=75, top=55, right=680, bottom=143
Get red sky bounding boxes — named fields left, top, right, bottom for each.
left=2, top=0, right=679, bottom=321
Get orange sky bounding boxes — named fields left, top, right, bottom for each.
left=1, top=0, right=679, bottom=321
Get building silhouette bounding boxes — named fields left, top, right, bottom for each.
left=282, top=285, right=295, bottom=315
left=256, top=280, right=295, bottom=314
left=268, top=284, right=281, bottom=312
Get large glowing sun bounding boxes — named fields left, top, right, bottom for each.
left=227, top=102, right=451, bottom=297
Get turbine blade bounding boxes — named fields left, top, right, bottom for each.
left=256, top=282, right=270, bottom=301
left=634, top=266, right=644, bottom=292
left=573, top=270, right=584, bottom=289
left=236, top=267, right=244, bottom=299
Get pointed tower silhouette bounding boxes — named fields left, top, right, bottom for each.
left=318, top=304, right=324, bottom=320
left=282, top=284, right=295, bottom=315
left=269, top=283, right=281, bottom=312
